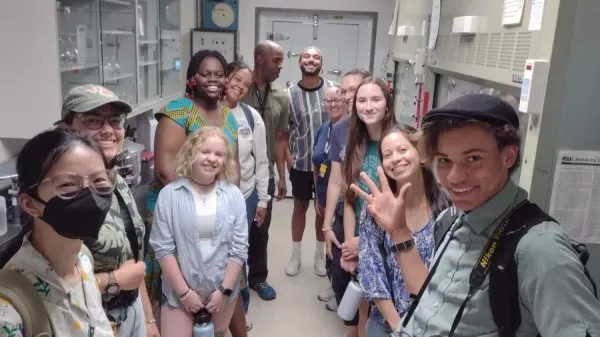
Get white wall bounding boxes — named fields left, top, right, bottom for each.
left=237, top=0, right=394, bottom=73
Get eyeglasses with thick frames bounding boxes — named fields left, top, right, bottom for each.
left=75, top=114, right=126, bottom=130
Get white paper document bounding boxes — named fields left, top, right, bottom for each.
left=428, top=0, right=441, bottom=49
left=549, top=150, right=600, bottom=244
left=528, top=0, right=546, bottom=31
left=502, top=0, right=525, bottom=26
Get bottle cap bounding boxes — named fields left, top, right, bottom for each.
left=194, top=309, right=212, bottom=325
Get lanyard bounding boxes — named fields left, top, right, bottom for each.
left=400, top=200, right=528, bottom=336
left=254, top=83, right=270, bottom=117
left=324, top=123, right=333, bottom=155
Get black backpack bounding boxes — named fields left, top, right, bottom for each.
left=426, top=201, right=598, bottom=337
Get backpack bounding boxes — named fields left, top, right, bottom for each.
left=0, top=245, right=95, bottom=337
left=423, top=201, right=598, bottom=337
left=240, top=103, right=255, bottom=132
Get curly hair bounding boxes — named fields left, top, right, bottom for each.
left=174, top=127, right=237, bottom=183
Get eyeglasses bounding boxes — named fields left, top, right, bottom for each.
left=27, top=169, right=117, bottom=200
left=75, top=114, right=126, bottom=130
left=325, top=98, right=343, bottom=104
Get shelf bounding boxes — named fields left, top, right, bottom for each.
left=104, top=72, right=134, bottom=82
left=138, top=40, right=158, bottom=45
left=139, top=60, right=159, bottom=66
left=102, top=30, right=134, bottom=35
left=100, top=0, right=132, bottom=5
left=60, top=63, right=100, bottom=72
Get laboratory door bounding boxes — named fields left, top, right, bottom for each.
left=258, top=9, right=376, bottom=88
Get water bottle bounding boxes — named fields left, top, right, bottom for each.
left=0, top=196, right=7, bottom=236
left=193, top=309, right=214, bottom=337
left=338, top=276, right=363, bottom=321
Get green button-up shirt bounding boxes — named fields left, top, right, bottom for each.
left=403, top=180, right=600, bottom=337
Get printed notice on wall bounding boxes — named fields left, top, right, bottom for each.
left=549, top=150, right=600, bottom=244
left=528, top=0, right=546, bottom=31
left=502, top=0, right=525, bottom=26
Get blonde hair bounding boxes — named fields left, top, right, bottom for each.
left=174, top=127, right=237, bottom=183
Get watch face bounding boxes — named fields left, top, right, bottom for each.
left=107, top=284, right=120, bottom=295
left=212, top=3, right=235, bottom=28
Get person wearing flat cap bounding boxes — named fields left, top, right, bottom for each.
left=58, top=84, right=160, bottom=337
left=351, top=93, right=600, bottom=337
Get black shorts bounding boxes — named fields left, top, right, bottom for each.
left=289, top=168, right=314, bottom=201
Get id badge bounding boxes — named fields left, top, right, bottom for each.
left=319, top=163, right=328, bottom=178
left=238, top=126, right=252, bottom=140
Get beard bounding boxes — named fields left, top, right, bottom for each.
left=300, top=64, right=322, bottom=76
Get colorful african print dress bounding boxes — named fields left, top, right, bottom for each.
left=143, top=97, right=241, bottom=303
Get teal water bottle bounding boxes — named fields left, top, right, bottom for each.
left=193, top=309, right=214, bottom=337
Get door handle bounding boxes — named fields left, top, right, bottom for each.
left=327, top=69, right=342, bottom=76
left=268, top=32, right=290, bottom=41
left=287, top=50, right=300, bottom=58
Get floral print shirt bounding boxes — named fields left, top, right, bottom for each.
left=0, top=234, right=113, bottom=337
left=357, top=207, right=436, bottom=326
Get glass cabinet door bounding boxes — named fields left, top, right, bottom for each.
left=99, top=0, right=137, bottom=107
left=138, top=0, right=161, bottom=103
left=159, top=0, right=182, bottom=97
left=57, top=0, right=102, bottom=100
left=393, top=60, right=418, bottom=127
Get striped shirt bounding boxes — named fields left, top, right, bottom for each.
left=287, top=78, right=339, bottom=172
left=149, top=178, right=248, bottom=307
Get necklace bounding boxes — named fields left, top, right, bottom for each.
left=191, top=178, right=217, bottom=206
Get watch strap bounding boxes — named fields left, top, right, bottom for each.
left=390, top=238, right=415, bottom=253
left=219, top=285, right=233, bottom=296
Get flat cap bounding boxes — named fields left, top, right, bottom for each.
left=422, top=94, right=519, bottom=129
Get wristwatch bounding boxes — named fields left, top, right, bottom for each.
left=390, top=238, right=415, bottom=253
left=219, top=285, right=233, bottom=297
left=105, top=271, right=120, bottom=295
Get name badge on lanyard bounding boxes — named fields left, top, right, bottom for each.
left=324, top=124, right=332, bottom=155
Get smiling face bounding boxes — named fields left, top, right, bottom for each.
left=435, top=124, right=518, bottom=211
left=324, top=87, right=345, bottom=121
left=226, top=68, right=253, bottom=104
left=340, top=74, right=363, bottom=109
left=355, top=83, right=387, bottom=126
left=381, top=131, right=422, bottom=183
left=299, top=48, right=322, bottom=76
left=195, top=56, right=227, bottom=100
left=192, top=135, right=227, bottom=180
left=69, top=104, right=124, bottom=161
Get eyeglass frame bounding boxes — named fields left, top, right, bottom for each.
left=24, top=169, right=118, bottom=200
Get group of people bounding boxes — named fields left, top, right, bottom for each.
left=0, top=35, right=599, bottom=337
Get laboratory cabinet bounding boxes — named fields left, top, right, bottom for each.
left=56, top=0, right=182, bottom=110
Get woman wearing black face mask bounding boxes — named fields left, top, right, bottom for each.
left=0, top=129, right=114, bottom=336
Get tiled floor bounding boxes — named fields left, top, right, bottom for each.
left=238, top=199, right=346, bottom=337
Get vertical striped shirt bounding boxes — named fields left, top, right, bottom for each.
left=287, top=78, right=339, bottom=172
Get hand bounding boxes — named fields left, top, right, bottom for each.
left=349, top=167, right=412, bottom=237
left=341, top=236, right=359, bottom=260
left=205, top=289, right=226, bottom=314
left=324, top=230, right=341, bottom=259
left=182, top=289, right=204, bottom=314
left=146, top=321, right=160, bottom=337
left=315, top=199, right=325, bottom=217
left=286, top=155, right=295, bottom=170
left=254, top=206, right=267, bottom=226
left=277, top=180, right=287, bottom=201
left=340, top=257, right=358, bottom=275
left=113, top=260, right=147, bottom=291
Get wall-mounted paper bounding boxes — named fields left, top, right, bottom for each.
left=502, top=0, right=525, bottom=26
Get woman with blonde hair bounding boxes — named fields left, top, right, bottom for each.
left=149, top=127, right=248, bottom=337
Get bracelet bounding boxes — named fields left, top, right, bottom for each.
left=146, top=319, right=156, bottom=324
left=321, top=227, right=332, bottom=232
left=179, top=288, right=192, bottom=301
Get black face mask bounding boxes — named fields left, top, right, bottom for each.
left=32, top=187, right=112, bottom=241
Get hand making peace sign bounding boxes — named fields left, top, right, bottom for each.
left=349, top=166, right=412, bottom=237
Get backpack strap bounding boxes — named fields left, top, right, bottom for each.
left=434, top=206, right=459, bottom=249
left=0, top=269, right=52, bottom=337
left=489, top=201, right=598, bottom=337
left=240, top=103, right=255, bottom=132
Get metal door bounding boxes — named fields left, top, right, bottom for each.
left=393, top=60, right=418, bottom=127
